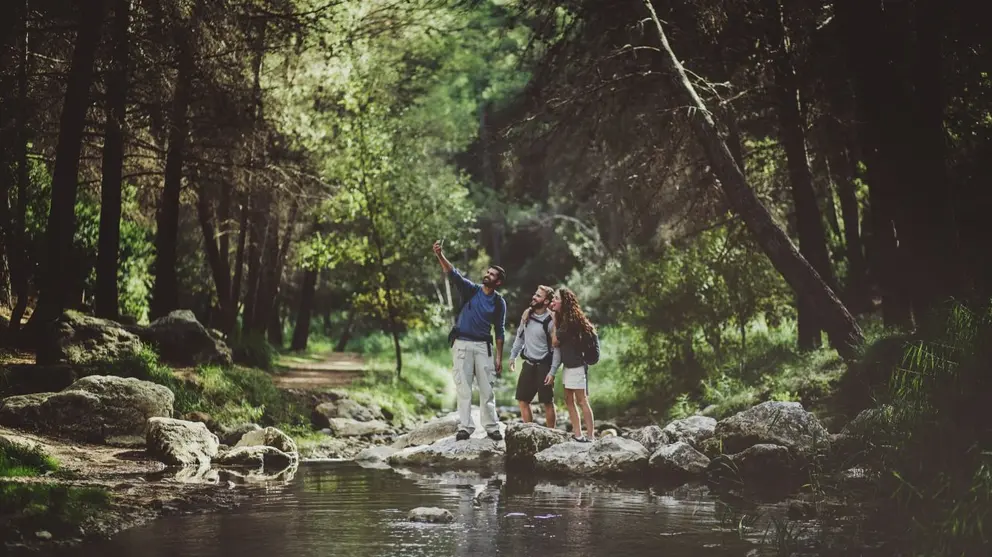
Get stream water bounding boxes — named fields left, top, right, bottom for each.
left=47, top=461, right=799, bottom=557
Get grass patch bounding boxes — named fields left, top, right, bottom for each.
left=0, top=439, right=58, bottom=478
left=0, top=483, right=110, bottom=538
left=94, top=347, right=307, bottom=430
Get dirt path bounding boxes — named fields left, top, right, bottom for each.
left=272, top=352, right=367, bottom=390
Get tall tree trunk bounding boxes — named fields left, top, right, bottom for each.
left=835, top=0, right=913, bottom=328
left=9, top=2, right=31, bottom=333
left=291, top=266, right=317, bottom=351
left=267, top=304, right=283, bottom=348
left=242, top=196, right=268, bottom=332
left=768, top=0, right=837, bottom=350
left=641, top=0, right=864, bottom=358
left=95, top=0, right=130, bottom=319
left=151, top=1, right=199, bottom=319
left=335, top=310, right=355, bottom=352
left=29, top=0, right=107, bottom=330
left=907, top=0, right=957, bottom=316
left=228, top=199, right=249, bottom=334
left=197, top=185, right=231, bottom=320
left=830, top=143, right=871, bottom=313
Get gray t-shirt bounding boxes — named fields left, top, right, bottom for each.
left=509, top=311, right=561, bottom=376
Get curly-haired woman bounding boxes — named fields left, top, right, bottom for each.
left=549, top=287, right=601, bottom=442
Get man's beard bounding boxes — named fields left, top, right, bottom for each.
left=530, top=300, right=549, bottom=310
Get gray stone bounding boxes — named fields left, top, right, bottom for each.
left=146, top=417, right=219, bottom=468
left=388, top=425, right=507, bottom=469
left=713, top=401, right=829, bottom=456
left=215, top=422, right=261, bottom=446
left=235, top=426, right=299, bottom=462
left=407, top=507, right=454, bottom=524
left=505, top=422, right=571, bottom=468
left=312, top=398, right=383, bottom=427
left=327, top=418, right=391, bottom=437
left=534, top=436, right=649, bottom=477
left=648, top=441, right=710, bottom=480
left=625, top=425, right=668, bottom=453
left=137, top=310, right=233, bottom=367
left=215, top=445, right=294, bottom=470
left=662, top=415, right=717, bottom=447
left=392, top=412, right=462, bottom=449
left=37, top=312, right=143, bottom=366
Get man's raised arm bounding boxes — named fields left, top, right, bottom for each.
left=433, top=240, right=453, bottom=274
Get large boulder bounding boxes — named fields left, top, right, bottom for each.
left=146, top=417, right=219, bottom=468
left=388, top=427, right=506, bottom=469
left=649, top=441, right=710, bottom=482
left=136, top=310, right=233, bottom=367
left=392, top=412, right=462, bottom=449
left=713, top=401, right=830, bottom=456
left=326, top=418, right=391, bottom=437
left=354, top=445, right=398, bottom=468
left=662, top=415, right=717, bottom=448
left=215, top=445, right=294, bottom=470
left=534, top=437, right=649, bottom=477
left=215, top=422, right=262, bottom=446
left=234, top=426, right=299, bottom=462
left=711, top=443, right=801, bottom=484
left=312, top=398, right=383, bottom=427
left=505, top=422, right=571, bottom=468
left=37, top=312, right=144, bottom=366
left=0, top=375, right=174, bottom=443
left=625, top=425, right=668, bottom=453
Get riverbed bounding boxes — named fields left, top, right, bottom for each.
left=43, top=461, right=792, bottom=556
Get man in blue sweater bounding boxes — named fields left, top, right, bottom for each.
left=433, top=240, right=507, bottom=441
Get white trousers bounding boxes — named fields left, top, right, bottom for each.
left=451, top=339, right=500, bottom=434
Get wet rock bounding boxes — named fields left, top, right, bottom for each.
left=134, top=310, right=233, bottom=367
left=35, top=531, right=52, bottom=541
left=215, top=422, right=261, bottom=446
left=219, top=462, right=298, bottom=484
left=713, top=401, right=829, bottom=456
left=407, top=507, right=454, bottom=524
left=215, top=445, right=294, bottom=470
left=327, top=418, right=391, bottom=437
left=625, top=425, right=668, bottom=453
left=0, top=375, right=174, bottom=443
left=354, top=445, right=397, bottom=466
left=311, top=398, right=383, bottom=427
left=170, top=464, right=220, bottom=484
left=661, top=415, right=716, bottom=448
left=708, top=443, right=798, bottom=485
left=36, top=311, right=143, bottom=366
left=235, top=426, right=299, bottom=462
left=649, top=441, right=710, bottom=481
left=388, top=426, right=506, bottom=469
left=391, top=412, right=462, bottom=449
left=146, top=417, right=219, bottom=468
left=534, top=436, right=649, bottom=477
left=505, top=422, right=571, bottom=468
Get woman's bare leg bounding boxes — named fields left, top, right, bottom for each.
left=564, top=390, right=581, bottom=437
left=575, top=390, right=595, bottom=439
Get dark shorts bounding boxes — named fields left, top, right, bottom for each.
left=515, top=360, right=554, bottom=404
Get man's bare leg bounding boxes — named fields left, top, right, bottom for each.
left=518, top=400, right=533, bottom=423
left=544, top=403, right=557, bottom=429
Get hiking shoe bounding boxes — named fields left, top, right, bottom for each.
left=572, top=435, right=591, bottom=443
left=456, top=430, right=471, bottom=441
left=487, top=430, right=503, bottom=441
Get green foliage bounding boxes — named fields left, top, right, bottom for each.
left=229, top=330, right=277, bottom=371
left=0, top=483, right=110, bottom=538
left=0, top=438, right=59, bottom=477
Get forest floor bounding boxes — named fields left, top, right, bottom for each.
left=272, top=351, right=367, bottom=390
left=0, top=426, right=258, bottom=555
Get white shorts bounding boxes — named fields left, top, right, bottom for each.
left=562, top=366, right=587, bottom=390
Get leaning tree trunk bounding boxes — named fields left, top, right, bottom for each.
left=641, top=0, right=864, bottom=358
left=769, top=0, right=837, bottom=350
left=95, top=0, right=130, bottom=319
left=291, top=266, right=318, bottom=351
left=30, top=0, right=107, bottom=329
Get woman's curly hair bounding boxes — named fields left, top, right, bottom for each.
left=553, top=287, right=595, bottom=346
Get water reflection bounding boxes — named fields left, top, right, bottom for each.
left=51, top=462, right=773, bottom=557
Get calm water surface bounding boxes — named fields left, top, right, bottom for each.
left=61, top=462, right=781, bottom=557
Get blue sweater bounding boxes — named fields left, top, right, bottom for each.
left=449, top=268, right=506, bottom=341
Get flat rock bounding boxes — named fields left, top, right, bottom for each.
left=407, top=507, right=454, bottom=524
left=713, top=401, right=829, bottom=456
left=662, top=416, right=717, bottom=448
left=625, top=425, right=668, bottom=453
left=215, top=445, right=294, bottom=470
left=648, top=441, right=710, bottom=481
left=388, top=425, right=506, bottom=469
left=534, top=436, right=649, bottom=477
left=235, top=426, right=299, bottom=462
left=327, top=418, right=391, bottom=437
left=505, top=422, right=571, bottom=468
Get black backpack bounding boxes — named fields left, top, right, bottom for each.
left=579, top=330, right=601, bottom=366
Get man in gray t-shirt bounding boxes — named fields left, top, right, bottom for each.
left=508, top=286, right=561, bottom=429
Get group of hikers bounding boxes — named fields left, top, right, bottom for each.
left=433, top=240, right=601, bottom=443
